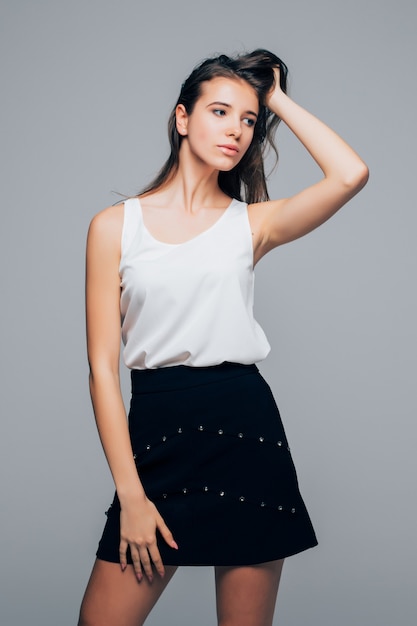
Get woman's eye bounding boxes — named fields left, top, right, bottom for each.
left=244, top=118, right=256, bottom=127
left=213, top=109, right=226, bottom=116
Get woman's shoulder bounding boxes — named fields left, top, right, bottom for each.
left=89, top=201, right=126, bottom=231
left=87, top=201, right=125, bottom=249
left=90, top=201, right=125, bottom=228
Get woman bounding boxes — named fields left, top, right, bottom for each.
left=78, top=49, right=368, bottom=626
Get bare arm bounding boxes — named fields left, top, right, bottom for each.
left=86, top=205, right=177, bottom=581
left=250, top=68, right=369, bottom=263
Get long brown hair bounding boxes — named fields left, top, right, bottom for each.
left=139, top=49, right=288, bottom=204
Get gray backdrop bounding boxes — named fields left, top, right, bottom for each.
left=1, top=1, right=416, bottom=625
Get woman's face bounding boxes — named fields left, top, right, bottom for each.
left=177, top=76, right=259, bottom=171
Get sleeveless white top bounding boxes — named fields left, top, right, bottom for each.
left=119, top=197, right=270, bottom=369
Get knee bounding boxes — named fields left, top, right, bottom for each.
left=77, top=610, right=90, bottom=626
left=77, top=605, right=97, bottom=626
left=218, top=620, right=257, bottom=626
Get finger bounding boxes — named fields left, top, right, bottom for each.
left=147, top=542, right=165, bottom=578
left=157, top=515, right=179, bottom=550
left=119, top=539, right=128, bottom=572
left=138, top=545, right=153, bottom=583
left=273, top=67, right=281, bottom=85
left=130, top=546, right=143, bottom=582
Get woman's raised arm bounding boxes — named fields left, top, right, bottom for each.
left=250, top=68, right=369, bottom=262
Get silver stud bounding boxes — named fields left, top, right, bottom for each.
left=198, top=425, right=204, bottom=431
left=133, top=453, right=137, bottom=460
left=204, top=486, right=209, bottom=492
left=238, top=432, right=243, bottom=438
left=239, top=496, right=245, bottom=502
left=178, top=427, right=183, bottom=433
left=219, top=491, right=225, bottom=496
left=182, top=487, right=188, bottom=494
left=218, top=429, right=224, bottom=435
left=259, top=436, right=265, bottom=442
left=277, top=441, right=282, bottom=447
left=146, top=444, right=151, bottom=450
left=162, top=435, right=167, bottom=442
left=261, top=501, right=266, bottom=507
left=291, top=507, right=296, bottom=513
left=163, top=493, right=167, bottom=499
left=278, top=505, right=283, bottom=511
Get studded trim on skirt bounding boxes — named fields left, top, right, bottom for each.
left=96, top=362, right=318, bottom=566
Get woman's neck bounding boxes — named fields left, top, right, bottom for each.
left=145, top=163, right=230, bottom=213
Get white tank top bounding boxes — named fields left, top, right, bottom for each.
left=119, top=197, right=270, bottom=369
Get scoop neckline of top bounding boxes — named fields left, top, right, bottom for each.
left=135, top=197, right=237, bottom=246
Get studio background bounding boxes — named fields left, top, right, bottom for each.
left=0, top=1, right=415, bottom=625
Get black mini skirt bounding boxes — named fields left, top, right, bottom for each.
left=96, top=362, right=317, bottom=566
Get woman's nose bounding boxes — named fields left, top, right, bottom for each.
left=227, top=123, right=241, bottom=138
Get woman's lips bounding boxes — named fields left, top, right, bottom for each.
left=218, top=144, right=239, bottom=156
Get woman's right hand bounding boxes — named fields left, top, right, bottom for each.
left=119, top=495, right=178, bottom=582
left=86, top=209, right=178, bottom=582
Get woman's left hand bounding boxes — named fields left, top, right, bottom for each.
left=266, top=67, right=285, bottom=111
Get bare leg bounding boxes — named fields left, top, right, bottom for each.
left=78, top=559, right=177, bottom=626
left=215, top=560, right=284, bottom=626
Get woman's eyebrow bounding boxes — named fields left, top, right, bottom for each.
left=206, top=101, right=258, bottom=118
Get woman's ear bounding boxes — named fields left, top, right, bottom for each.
left=176, top=104, right=188, bottom=136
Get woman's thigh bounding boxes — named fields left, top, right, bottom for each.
left=215, top=560, right=284, bottom=626
left=78, top=559, right=177, bottom=626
